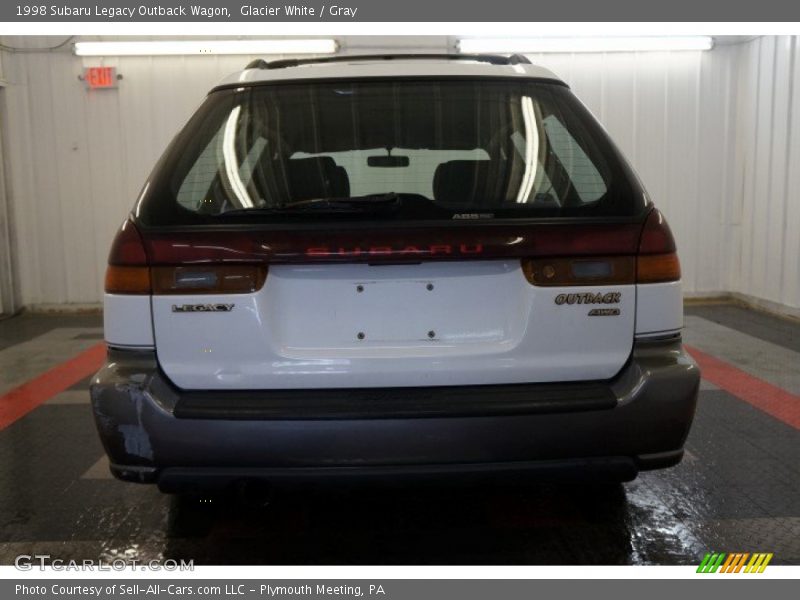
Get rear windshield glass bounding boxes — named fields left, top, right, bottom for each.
left=137, top=79, right=645, bottom=225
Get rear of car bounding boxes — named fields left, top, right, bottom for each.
left=91, top=55, right=699, bottom=491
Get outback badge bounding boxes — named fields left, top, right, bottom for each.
left=555, top=292, right=621, bottom=317
left=554, top=292, right=621, bottom=305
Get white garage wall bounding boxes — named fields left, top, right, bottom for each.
left=0, top=37, right=326, bottom=308
left=0, top=36, right=447, bottom=308
left=523, top=47, right=739, bottom=300
left=0, top=36, right=796, bottom=316
left=728, top=36, right=800, bottom=316
left=0, top=49, right=12, bottom=315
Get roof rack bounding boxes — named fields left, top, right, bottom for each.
left=244, top=53, right=532, bottom=71
left=245, top=58, right=269, bottom=70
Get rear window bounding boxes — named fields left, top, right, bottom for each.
left=137, top=79, right=646, bottom=226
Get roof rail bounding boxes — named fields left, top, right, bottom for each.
left=246, top=53, right=533, bottom=71
left=245, top=58, right=269, bottom=70
left=508, top=54, right=532, bottom=65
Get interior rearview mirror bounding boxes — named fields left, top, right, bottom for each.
left=368, top=155, right=410, bottom=167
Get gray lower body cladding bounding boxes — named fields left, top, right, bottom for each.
left=90, top=339, right=700, bottom=488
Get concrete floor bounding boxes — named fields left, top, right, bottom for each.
left=0, top=303, right=798, bottom=565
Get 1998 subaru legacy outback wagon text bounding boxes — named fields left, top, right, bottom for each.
left=90, top=54, right=700, bottom=492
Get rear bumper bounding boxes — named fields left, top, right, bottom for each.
left=90, top=338, right=699, bottom=489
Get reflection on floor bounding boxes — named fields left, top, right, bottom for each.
left=0, top=304, right=798, bottom=565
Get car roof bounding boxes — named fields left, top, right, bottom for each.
left=214, top=54, right=565, bottom=89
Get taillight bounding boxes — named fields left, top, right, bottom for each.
left=104, top=219, right=267, bottom=295
left=522, top=257, right=635, bottom=286
left=636, top=209, right=681, bottom=283
left=105, top=266, right=152, bottom=294
left=151, top=265, right=267, bottom=294
left=105, top=220, right=151, bottom=294
left=520, top=208, right=680, bottom=287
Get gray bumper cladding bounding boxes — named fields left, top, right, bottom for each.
left=90, top=339, right=700, bottom=487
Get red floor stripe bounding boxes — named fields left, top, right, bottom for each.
left=0, top=342, right=106, bottom=430
left=2, top=341, right=797, bottom=432
left=685, top=344, right=800, bottom=430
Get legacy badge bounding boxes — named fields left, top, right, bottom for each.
left=172, top=304, right=234, bottom=313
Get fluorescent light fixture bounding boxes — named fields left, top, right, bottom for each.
left=221, top=106, right=253, bottom=209
left=516, top=96, right=538, bottom=204
left=458, top=36, right=714, bottom=54
left=74, top=39, right=338, bottom=57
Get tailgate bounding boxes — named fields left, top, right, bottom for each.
left=152, top=259, right=635, bottom=390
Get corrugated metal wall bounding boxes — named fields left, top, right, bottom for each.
left=0, top=48, right=13, bottom=315
left=0, top=36, right=796, bottom=315
left=527, top=47, right=739, bottom=301
left=728, top=36, right=800, bottom=315
left=1, top=38, right=284, bottom=308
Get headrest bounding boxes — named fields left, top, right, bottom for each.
left=286, top=157, right=349, bottom=200
left=433, top=160, right=494, bottom=206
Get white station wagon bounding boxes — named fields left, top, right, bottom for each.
left=91, top=54, right=700, bottom=492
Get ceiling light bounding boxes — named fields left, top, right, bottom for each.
left=74, top=39, right=338, bottom=57
left=458, top=36, right=714, bottom=54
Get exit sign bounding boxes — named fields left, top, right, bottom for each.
left=82, top=66, right=118, bottom=89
